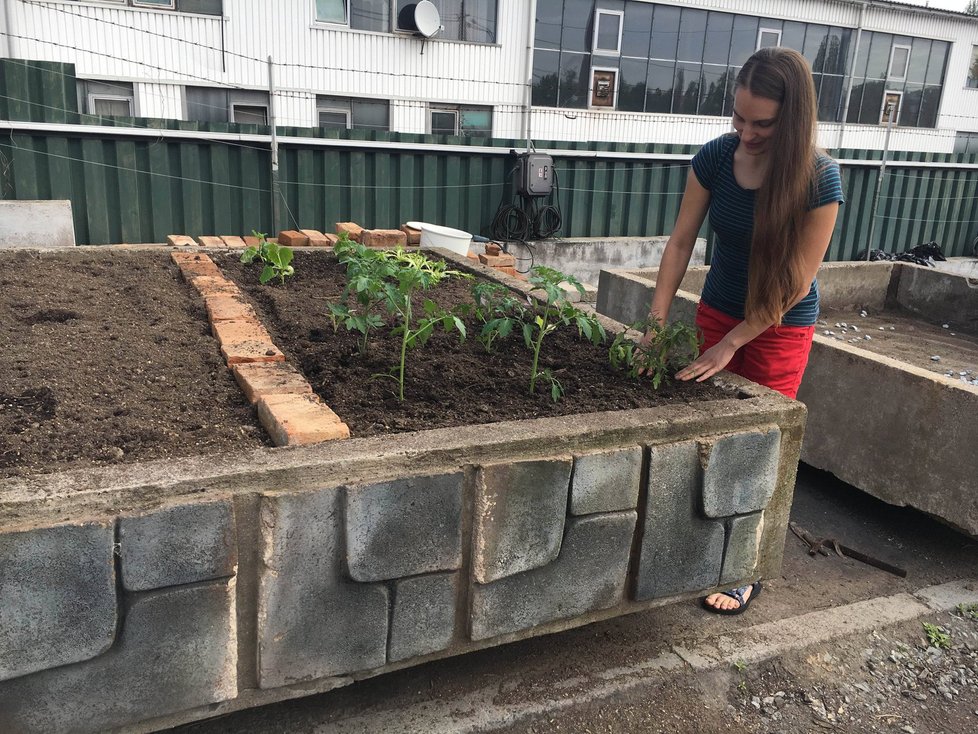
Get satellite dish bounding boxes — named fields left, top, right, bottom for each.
left=413, top=1, right=441, bottom=39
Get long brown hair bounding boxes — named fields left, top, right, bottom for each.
left=736, top=47, right=818, bottom=325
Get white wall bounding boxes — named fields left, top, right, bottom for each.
left=7, top=0, right=978, bottom=150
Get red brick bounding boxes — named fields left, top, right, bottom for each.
left=497, top=266, right=521, bottom=278
left=400, top=224, right=421, bottom=245
left=231, top=362, right=313, bottom=405
left=361, top=229, right=408, bottom=249
left=197, top=236, right=225, bottom=247
left=479, top=253, right=517, bottom=268
left=466, top=253, right=480, bottom=262
left=323, top=232, right=339, bottom=245
left=484, top=242, right=503, bottom=256
left=204, top=295, right=259, bottom=323
left=171, top=252, right=222, bottom=280
left=211, top=319, right=285, bottom=365
left=243, top=236, right=260, bottom=247
left=300, top=229, right=332, bottom=247
left=335, top=222, right=364, bottom=242
left=191, top=275, right=241, bottom=298
left=257, top=393, right=350, bottom=446
left=166, top=235, right=197, bottom=247
left=278, top=230, right=310, bottom=247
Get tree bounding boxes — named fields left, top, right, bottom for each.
left=967, top=0, right=978, bottom=17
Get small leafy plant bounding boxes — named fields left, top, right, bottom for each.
left=240, top=230, right=295, bottom=285
left=956, top=603, right=978, bottom=620
left=609, top=318, right=701, bottom=389
left=922, top=621, right=950, bottom=649
left=523, top=266, right=605, bottom=401
left=470, top=281, right=526, bottom=354
left=327, top=236, right=395, bottom=354
left=383, top=249, right=469, bottom=401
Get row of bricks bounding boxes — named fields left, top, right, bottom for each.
left=167, top=223, right=419, bottom=250
left=170, top=251, right=351, bottom=447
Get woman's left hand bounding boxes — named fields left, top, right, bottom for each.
left=675, top=340, right=737, bottom=383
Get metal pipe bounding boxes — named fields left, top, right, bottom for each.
left=866, top=101, right=897, bottom=260
left=2, top=0, right=16, bottom=57
left=836, top=1, right=866, bottom=151
left=268, top=55, right=280, bottom=234
left=523, top=0, right=537, bottom=152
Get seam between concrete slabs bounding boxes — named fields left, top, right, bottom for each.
left=304, top=578, right=978, bottom=734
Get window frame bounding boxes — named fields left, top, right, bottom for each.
left=88, top=93, right=134, bottom=117
left=756, top=27, right=781, bottom=50
left=592, top=9, right=625, bottom=56
left=231, top=103, right=269, bottom=126
left=430, top=108, right=460, bottom=135
left=968, top=45, right=978, bottom=89
left=132, top=0, right=176, bottom=8
left=589, top=65, right=620, bottom=108
left=315, top=0, right=350, bottom=26
left=888, top=43, right=911, bottom=81
left=318, top=107, right=352, bottom=129
left=879, top=90, right=902, bottom=126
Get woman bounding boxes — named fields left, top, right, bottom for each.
left=642, top=47, right=844, bottom=615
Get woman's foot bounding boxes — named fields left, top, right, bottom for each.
left=701, top=581, right=762, bottom=616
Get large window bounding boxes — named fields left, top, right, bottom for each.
left=185, top=87, right=270, bottom=126
left=317, top=96, right=390, bottom=131
left=77, top=80, right=135, bottom=117
left=429, top=104, right=492, bottom=136
left=531, top=1, right=958, bottom=128
left=968, top=46, right=978, bottom=89
left=316, top=1, right=497, bottom=42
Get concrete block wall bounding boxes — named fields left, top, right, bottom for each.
left=0, top=383, right=804, bottom=732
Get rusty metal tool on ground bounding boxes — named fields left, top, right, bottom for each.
left=789, top=521, right=907, bottom=578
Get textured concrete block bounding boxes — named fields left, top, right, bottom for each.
left=570, top=446, right=643, bottom=515
left=119, top=499, right=236, bottom=592
left=470, top=512, right=636, bottom=641
left=701, top=428, right=781, bottom=518
left=346, top=473, right=463, bottom=582
left=0, top=522, right=116, bottom=682
left=258, top=487, right=389, bottom=688
left=389, top=573, right=458, bottom=662
left=473, top=459, right=572, bottom=584
left=635, top=441, right=724, bottom=600
left=720, top=513, right=764, bottom=586
left=0, top=581, right=237, bottom=734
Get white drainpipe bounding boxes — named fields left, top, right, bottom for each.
left=523, top=0, right=537, bottom=152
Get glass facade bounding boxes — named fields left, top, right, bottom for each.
left=318, top=0, right=497, bottom=42
left=532, top=0, right=948, bottom=128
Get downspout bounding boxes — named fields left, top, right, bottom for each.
left=2, top=0, right=16, bottom=58
left=836, top=1, right=867, bottom=151
left=523, top=0, right=537, bottom=152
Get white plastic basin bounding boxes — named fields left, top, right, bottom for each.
left=419, top=223, right=472, bottom=256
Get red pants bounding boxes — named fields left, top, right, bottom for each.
left=695, top=301, right=815, bottom=399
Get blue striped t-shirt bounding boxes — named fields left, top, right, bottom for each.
left=691, top=133, right=844, bottom=326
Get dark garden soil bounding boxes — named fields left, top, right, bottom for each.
left=0, top=249, right=269, bottom=480
left=214, top=249, right=726, bottom=439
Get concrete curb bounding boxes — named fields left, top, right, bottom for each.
left=312, top=578, right=978, bottom=734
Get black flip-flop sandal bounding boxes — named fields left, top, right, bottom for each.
left=701, top=581, right=762, bottom=616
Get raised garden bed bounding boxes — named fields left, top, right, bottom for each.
left=597, top=261, right=978, bottom=538
left=0, top=245, right=807, bottom=734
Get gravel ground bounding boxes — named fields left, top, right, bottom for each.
left=503, top=607, right=978, bottom=734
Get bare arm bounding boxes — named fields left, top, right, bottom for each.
left=647, top=170, right=712, bottom=324
left=676, top=201, right=840, bottom=383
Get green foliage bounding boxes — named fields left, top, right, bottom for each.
left=733, top=659, right=748, bottom=673
left=609, top=318, right=701, bottom=389
left=326, top=242, right=470, bottom=400
left=956, top=603, right=978, bottom=621
left=470, top=281, right=526, bottom=354
left=922, top=622, right=950, bottom=649
left=240, top=230, right=295, bottom=285
left=523, top=266, right=605, bottom=401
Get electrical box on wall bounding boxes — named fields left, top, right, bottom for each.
left=515, top=152, right=554, bottom=197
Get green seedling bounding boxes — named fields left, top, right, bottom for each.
left=471, top=281, right=526, bottom=354
left=609, top=318, right=701, bottom=389
left=956, top=603, right=978, bottom=620
left=922, top=622, right=950, bottom=649
left=733, top=659, right=748, bottom=673
left=522, top=266, right=605, bottom=401
left=382, top=248, right=469, bottom=401
left=240, top=230, right=295, bottom=285
left=327, top=237, right=397, bottom=354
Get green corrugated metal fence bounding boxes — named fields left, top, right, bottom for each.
left=1, top=60, right=976, bottom=258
